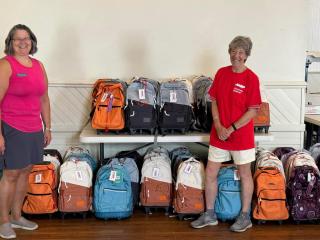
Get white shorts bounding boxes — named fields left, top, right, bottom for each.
left=208, top=145, right=255, bottom=165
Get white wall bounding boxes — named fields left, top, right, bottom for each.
left=307, top=0, right=320, bottom=71
left=0, top=0, right=308, bottom=83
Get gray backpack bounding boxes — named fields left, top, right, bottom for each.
left=159, top=80, right=193, bottom=134
left=125, top=77, right=159, bottom=134
left=192, top=76, right=213, bottom=132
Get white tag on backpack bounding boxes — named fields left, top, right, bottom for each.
left=76, top=171, right=83, bottom=181
left=234, top=170, right=240, bottom=180
left=109, top=170, right=117, bottom=181
left=308, top=172, right=312, bottom=182
left=170, top=90, right=177, bottom=103
left=152, top=167, right=160, bottom=178
left=101, top=92, right=108, bottom=102
left=139, top=89, right=146, bottom=100
left=184, top=163, right=193, bottom=174
left=35, top=174, right=42, bottom=183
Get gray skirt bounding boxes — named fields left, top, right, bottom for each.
left=0, top=121, right=44, bottom=170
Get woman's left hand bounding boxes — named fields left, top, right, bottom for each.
left=44, top=130, right=52, bottom=147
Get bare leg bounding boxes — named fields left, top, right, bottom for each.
left=205, top=161, right=221, bottom=210
left=10, top=165, right=32, bottom=220
left=0, top=169, right=20, bottom=224
left=237, top=163, right=253, bottom=212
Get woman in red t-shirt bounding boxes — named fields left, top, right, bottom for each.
left=191, top=36, right=261, bottom=232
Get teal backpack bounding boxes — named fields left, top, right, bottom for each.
left=214, top=166, right=242, bottom=221
left=93, top=164, right=133, bottom=220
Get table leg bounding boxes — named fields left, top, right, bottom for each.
left=305, top=122, right=313, bottom=150
left=100, top=143, right=104, bottom=164
left=316, top=125, right=320, bottom=144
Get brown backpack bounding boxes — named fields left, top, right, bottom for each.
left=140, top=177, right=172, bottom=207
left=173, top=184, right=204, bottom=214
left=59, top=182, right=92, bottom=213
left=91, top=79, right=125, bottom=130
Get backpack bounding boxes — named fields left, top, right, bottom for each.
left=252, top=167, right=289, bottom=220
left=284, top=151, right=320, bottom=221
left=58, top=159, right=93, bottom=213
left=309, top=143, right=320, bottom=164
left=115, top=150, right=143, bottom=172
left=93, top=164, right=133, bottom=219
left=140, top=147, right=172, bottom=207
left=287, top=165, right=320, bottom=221
left=253, top=102, right=270, bottom=133
left=255, top=149, right=285, bottom=178
left=22, top=153, right=61, bottom=214
left=63, top=146, right=98, bottom=172
left=170, top=146, right=193, bottom=182
left=192, top=76, right=213, bottom=132
left=272, top=147, right=296, bottom=160
left=173, top=157, right=205, bottom=215
left=91, top=79, right=126, bottom=131
left=284, top=151, right=319, bottom=181
left=107, top=157, right=140, bottom=207
left=125, top=77, right=159, bottom=134
left=214, top=166, right=242, bottom=221
left=159, top=80, right=194, bottom=134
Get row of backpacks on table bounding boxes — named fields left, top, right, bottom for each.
left=21, top=143, right=320, bottom=222
left=90, top=76, right=271, bottom=135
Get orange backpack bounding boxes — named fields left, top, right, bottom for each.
left=91, top=79, right=125, bottom=130
left=253, top=102, right=270, bottom=133
left=22, top=162, right=59, bottom=214
left=252, top=167, right=289, bottom=221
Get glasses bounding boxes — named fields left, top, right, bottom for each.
left=12, top=37, right=31, bottom=42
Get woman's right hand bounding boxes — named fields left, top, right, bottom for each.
left=0, top=134, right=5, bottom=155
left=215, top=123, right=230, bottom=141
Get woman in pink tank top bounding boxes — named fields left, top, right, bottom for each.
left=0, top=24, right=52, bottom=238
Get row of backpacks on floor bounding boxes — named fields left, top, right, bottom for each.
left=16, top=143, right=320, bottom=222
left=90, top=76, right=270, bottom=135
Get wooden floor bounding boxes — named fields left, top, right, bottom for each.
left=14, top=210, right=320, bottom=240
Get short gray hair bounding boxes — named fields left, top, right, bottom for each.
left=228, top=36, right=252, bottom=57
left=4, top=24, right=38, bottom=55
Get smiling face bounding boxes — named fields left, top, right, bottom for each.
left=229, top=47, right=247, bottom=72
left=12, top=29, right=32, bottom=57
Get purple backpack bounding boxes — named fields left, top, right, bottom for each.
left=287, top=165, right=320, bottom=221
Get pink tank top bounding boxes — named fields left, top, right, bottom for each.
left=1, top=55, right=46, bottom=132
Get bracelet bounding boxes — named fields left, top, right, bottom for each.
left=45, top=127, right=52, bottom=132
left=231, top=123, right=237, bottom=131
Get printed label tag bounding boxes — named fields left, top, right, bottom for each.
left=114, top=170, right=123, bottom=184
left=101, top=92, right=108, bottom=102
left=170, top=90, right=177, bottom=103
left=308, top=172, right=312, bottom=182
left=76, top=171, right=83, bottom=181
left=35, top=174, right=42, bottom=183
left=184, top=163, right=193, bottom=174
left=109, top=170, right=117, bottom=181
left=234, top=170, right=240, bottom=180
left=139, top=89, right=146, bottom=100
left=152, top=167, right=160, bottom=178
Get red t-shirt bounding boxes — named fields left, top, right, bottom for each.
left=208, top=66, right=262, bottom=150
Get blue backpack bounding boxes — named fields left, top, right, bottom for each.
left=107, top=157, right=140, bottom=207
left=93, top=164, right=133, bottom=219
left=214, top=166, right=242, bottom=221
